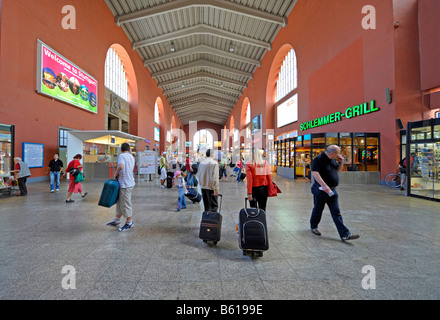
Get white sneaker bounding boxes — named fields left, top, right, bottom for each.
left=50, top=190, right=54, bottom=193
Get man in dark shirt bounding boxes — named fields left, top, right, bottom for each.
left=310, top=145, right=359, bottom=241
left=46, top=153, right=64, bottom=192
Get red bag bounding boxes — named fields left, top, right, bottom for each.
left=268, top=181, right=281, bottom=197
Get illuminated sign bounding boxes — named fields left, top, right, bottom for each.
left=277, top=94, right=298, bottom=128
left=300, top=100, right=380, bottom=131
left=36, top=40, right=98, bottom=113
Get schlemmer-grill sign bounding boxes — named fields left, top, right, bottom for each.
left=300, top=100, right=380, bottom=131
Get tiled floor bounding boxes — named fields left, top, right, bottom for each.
left=0, top=175, right=439, bottom=300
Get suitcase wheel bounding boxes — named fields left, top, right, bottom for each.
left=243, top=251, right=263, bottom=258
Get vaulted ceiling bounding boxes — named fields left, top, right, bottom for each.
left=105, top=0, right=297, bottom=125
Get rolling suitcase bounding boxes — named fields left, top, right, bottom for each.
left=98, top=179, right=119, bottom=208
left=238, top=198, right=269, bottom=257
left=166, top=172, right=173, bottom=188
left=185, top=188, right=202, bottom=203
left=199, top=194, right=223, bottom=245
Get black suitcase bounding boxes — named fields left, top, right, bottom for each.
left=199, top=194, right=222, bottom=245
left=185, top=188, right=202, bottom=203
left=238, top=198, right=269, bottom=257
left=166, top=172, right=173, bottom=188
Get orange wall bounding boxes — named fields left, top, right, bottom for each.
left=0, top=0, right=181, bottom=178
left=225, top=0, right=426, bottom=179
left=418, top=0, right=440, bottom=92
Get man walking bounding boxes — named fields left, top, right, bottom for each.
left=310, top=145, right=360, bottom=241
left=46, top=153, right=63, bottom=192
left=198, top=149, right=220, bottom=212
left=106, top=143, right=135, bottom=232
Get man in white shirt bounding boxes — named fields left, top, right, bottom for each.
left=198, top=149, right=220, bottom=212
left=106, top=143, right=136, bottom=232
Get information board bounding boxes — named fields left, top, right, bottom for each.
left=22, top=143, right=44, bottom=168
left=138, top=151, right=157, bottom=175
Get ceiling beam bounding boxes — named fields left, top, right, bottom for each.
left=174, top=102, right=232, bottom=112
left=172, top=94, right=235, bottom=108
left=177, top=108, right=229, bottom=119
left=151, top=59, right=253, bottom=79
left=144, top=44, right=261, bottom=67
left=116, top=0, right=286, bottom=27
left=133, top=24, right=271, bottom=51
left=179, top=112, right=227, bottom=121
left=163, top=80, right=242, bottom=96
left=158, top=71, right=247, bottom=88
left=168, top=88, right=238, bottom=103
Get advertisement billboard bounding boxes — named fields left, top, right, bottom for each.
left=277, top=94, right=298, bottom=128
left=36, top=40, right=98, bottom=113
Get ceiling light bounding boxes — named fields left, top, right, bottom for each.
left=170, top=41, right=176, bottom=52
left=228, top=41, right=235, bottom=53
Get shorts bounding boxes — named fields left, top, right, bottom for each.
left=160, top=167, right=167, bottom=180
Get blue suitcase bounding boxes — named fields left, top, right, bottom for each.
left=185, top=187, right=202, bottom=203
left=98, top=180, right=119, bottom=208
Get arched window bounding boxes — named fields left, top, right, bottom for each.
left=194, top=129, right=214, bottom=152
left=245, top=102, right=251, bottom=124
left=276, top=48, right=297, bottom=102
left=154, top=100, right=160, bottom=124
left=105, top=48, right=128, bottom=101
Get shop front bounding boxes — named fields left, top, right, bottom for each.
left=0, top=124, right=15, bottom=194
left=67, top=130, right=144, bottom=179
left=406, top=118, right=440, bottom=201
left=275, top=132, right=380, bottom=184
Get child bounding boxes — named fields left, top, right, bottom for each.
left=174, top=170, right=188, bottom=211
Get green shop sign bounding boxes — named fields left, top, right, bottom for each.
left=300, top=100, right=380, bottom=131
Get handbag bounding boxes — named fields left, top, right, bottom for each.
left=268, top=181, right=282, bottom=197
left=74, top=171, right=85, bottom=183
left=69, top=167, right=80, bottom=177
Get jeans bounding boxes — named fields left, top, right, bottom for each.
left=310, top=183, right=350, bottom=238
left=177, top=187, right=187, bottom=210
left=50, top=171, right=61, bottom=191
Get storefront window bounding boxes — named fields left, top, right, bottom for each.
left=408, top=118, right=440, bottom=201
left=312, top=134, right=325, bottom=146
left=341, top=146, right=353, bottom=170
left=326, top=133, right=338, bottom=145
left=340, top=133, right=352, bottom=146
left=0, top=124, right=13, bottom=178
left=365, top=134, right=380, bottom=172
left=275, top=132, right=379, bottom=175
left=303, top=134, right=311, bottom=147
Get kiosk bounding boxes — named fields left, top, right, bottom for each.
left=67, top=131, right=145, bottom=179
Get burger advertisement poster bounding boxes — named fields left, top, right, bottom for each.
left=36, top=40, right=98, bottom=113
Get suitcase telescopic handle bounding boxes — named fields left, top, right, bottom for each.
left=245, top=197, right=258, bottom=209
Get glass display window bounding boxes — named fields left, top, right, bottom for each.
left=0, top=124, right=13, bottom=178
left=340, top=133, right=352, bottom=146
left=366, top=133, right=380, bottom=172
left=353, top=133, right=366, bottom=146
left=326, top=133, right=338, bottom=145
left=290, top=139, right=296, bottom=168
left=407, top=118, right=440, bottom=201
left=312, top=133, right=325, bottom=146
left=434, top=125, right=440, bottom=139
left=341, top=145, right=353, bottom=171
left=303, top=134, right=311, bottom=147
